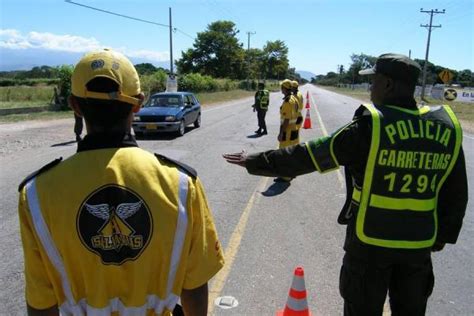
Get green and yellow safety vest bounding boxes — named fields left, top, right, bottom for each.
left=255, top=89, right=270, bottom=110
left=352, top=104, right=462, bottom=249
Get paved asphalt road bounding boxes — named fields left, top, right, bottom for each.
left=0, top=85, right=472, bottom=315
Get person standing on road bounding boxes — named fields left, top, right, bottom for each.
left=291, top=80, right=304, bottom=132
left=276, top=79, right=300, bottom=182
left=73, top=112, right=83, bottom=142
left=18, top=49, right=224, bottom=316
left=253, top=82, right=270, bottom=135
left=223, top=53, right=468, bottom=316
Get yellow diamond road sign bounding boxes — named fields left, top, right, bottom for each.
left=439, top=69, right=453, bottom=84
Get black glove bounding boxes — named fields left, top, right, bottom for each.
left=431, top=241, right=446, bottom=252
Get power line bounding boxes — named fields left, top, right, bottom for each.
left=65, top=0, right=196, bottom=41
left=420, top=8, right=445, bottom=100
left=65, top=0, right=169, bottom=28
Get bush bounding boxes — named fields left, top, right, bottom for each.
left=56, top=65, right=74, bottom=110
left=140, top=70, right=168, bottom=97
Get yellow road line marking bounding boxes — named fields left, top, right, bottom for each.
left=307, top=90, right=345, bottom=188
left=208, top=177, right=269, bottom=314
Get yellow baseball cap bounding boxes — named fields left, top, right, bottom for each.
left=280, top=79, right=292, bottom=89
left=291, top=80, right=299, bottom=88
left=71, top=49, right=141, bottom=106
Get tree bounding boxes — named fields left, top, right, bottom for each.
left=134, top=63, right=158, bottom=76
left=245, top=48, right=266, bottom=80
left=176, top=20, right=245, bottom=79
left=456, top=69, right=473, bottom=87
left=345, top=53, right=377, bottom=85
left=263, top=40, right=289, bottom=79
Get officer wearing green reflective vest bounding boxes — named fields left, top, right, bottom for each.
left=223, top=53, right=468, bottom=316
left=253, top=82, right=270, bottom=135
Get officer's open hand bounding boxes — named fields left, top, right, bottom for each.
left=222, top=151, right=248, bottom=167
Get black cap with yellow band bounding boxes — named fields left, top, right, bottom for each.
left=71, top=49, right=142, bottom=106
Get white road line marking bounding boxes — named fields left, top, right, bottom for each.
left=307, top=89, right=345, bottom=188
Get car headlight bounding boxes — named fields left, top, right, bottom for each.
left=165, top=116, right=176, bottom=122
left=133, top=116, right=141, bottom=122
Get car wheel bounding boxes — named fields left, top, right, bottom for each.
left=194, top=113, right=201, bottom=128
left=177, top=120, right=185, bottom=136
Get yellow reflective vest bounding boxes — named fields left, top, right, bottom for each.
left=19, top=145, right=224, bottom=315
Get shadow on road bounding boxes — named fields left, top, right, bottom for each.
left=51, top=140, right=77, bottom=147
left=246, top=133, right=265, bottom=139
left=261, top=181, right=291, bottom=197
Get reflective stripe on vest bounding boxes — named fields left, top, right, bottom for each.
left=259, top=90, right=270, bottom=110
left=355, top=104, right=462, bottom=249
left=25, top=171, right=190, bottom=316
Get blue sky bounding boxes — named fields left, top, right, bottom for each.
left=1, top=0, right=472, bottom=75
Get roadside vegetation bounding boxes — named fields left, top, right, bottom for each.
left=319, top=86, right=474, bottom=133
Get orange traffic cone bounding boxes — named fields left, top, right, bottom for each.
left=276, top=267, right=313, bottom=316
left=305, top=97, right=310, bottom=109
left=303, top=109, right=312, bottom=129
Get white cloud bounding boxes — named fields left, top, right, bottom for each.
left=0, top=29, right=169, bottom=61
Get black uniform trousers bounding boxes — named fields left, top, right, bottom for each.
left=340, top=253, right=434, bottom=316
left=257, top=108, right=267, bottom=132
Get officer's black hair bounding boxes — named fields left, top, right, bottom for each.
left=75, top=77, right=133, bottom=129
left=258, top=82, right=265, bottom=89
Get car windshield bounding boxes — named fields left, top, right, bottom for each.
left=145, top=95, right=182, bottom=108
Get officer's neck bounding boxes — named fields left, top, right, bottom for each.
left=379, top=96, right=418, bottom=109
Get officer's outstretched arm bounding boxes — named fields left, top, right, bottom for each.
left=181, top=283, right=208, bottom=316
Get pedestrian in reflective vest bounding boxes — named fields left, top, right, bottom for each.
left=253, top=82, right=270, bottom=135
left=18, top=49, right=224, bottom=316
left=223, top=53, right=467, bottom=316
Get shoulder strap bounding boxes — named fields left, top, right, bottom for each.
left=18, top=157, right=63, bottom=192
left=154, top=153, right=197, bottom=179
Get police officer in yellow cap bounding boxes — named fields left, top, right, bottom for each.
left=224, top=53, right=467, bottom=315
left=291, top=80, right=304, bottom=131
left=18, top=49, right=224, bottom=316
left=276, top=79, right=299, bottom=182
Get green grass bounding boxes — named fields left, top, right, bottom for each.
left=319, top=85, right=474, bottom=123
left=0, top=85, right=54, bottom=103
left=0, top=110, right=73, bottom=123
left=196, top=89, right=255, bottom=106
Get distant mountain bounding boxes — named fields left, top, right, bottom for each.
left=0, top=48, right=170, bottom=71
left=297, top=70, right=316, bottom=81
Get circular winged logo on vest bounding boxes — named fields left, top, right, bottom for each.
left=77, top=185, right=152, bottom=265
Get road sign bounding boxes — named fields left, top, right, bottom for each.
left=439, top=69, right=453, bottom=84
left=444, top=88, right=458, bottom=101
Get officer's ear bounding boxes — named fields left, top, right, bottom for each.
left=68, top=95, right=83, bottom=118
left=132, top=93, right=145, bottom=113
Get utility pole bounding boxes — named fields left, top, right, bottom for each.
left=169, top=7, right=174, bottom=77
left=246, top=31, right=256, bottom=90
left=420, top=8, right=445, bottom=100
